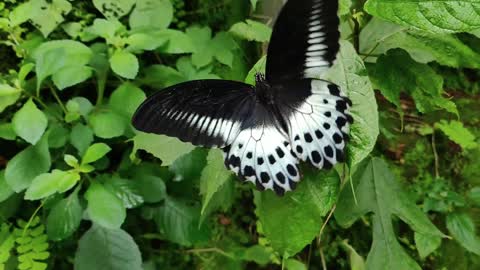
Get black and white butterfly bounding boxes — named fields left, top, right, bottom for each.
left=132, top=0, right=352, bottom=196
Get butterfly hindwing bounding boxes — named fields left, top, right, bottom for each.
left=266, top=0, right=340, bottom=82
left=132, top=80, right=255, bottom=148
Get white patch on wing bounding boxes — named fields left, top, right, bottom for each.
left=287, top=80, right=352, bottom=169
left=223, top=125, right=300, bottom=195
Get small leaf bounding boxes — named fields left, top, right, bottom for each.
left=5, top=135, right=51, bottom=192
left=89, top=110, right=126, bottom=139
left=200, top=150, right=232, bottom=216
left=239, top=245, right=271, bottom=265
left=47, top=191, right=83, bottom=241
left=285, top=259, right=307, bottom=270
left=132, top=132, right=195, bottom=166
left=0, top=123, right=16, bottom=140
left=0, top=170, right=14, bottom=203
left=87, top=19, right=122, bottom=39
left=126, top=32, right=168, bottom=52
left=156, top=29, right=195, bottom=54
left=435, top=120, right=478, bottom=150
left=82, top=143, right=112, bottom=164
left=25, top=170, right=68, bottom=200
left=85, top=182, right=126, bottom=229
left=414, top=232, right=442, bottom=259
left=446, top=212, right=480, bottom=255
left=93, top=0, right=135, bottom=19
left=129, top=0, right=173, bottom=30
left=12, top=99, right=48, bottom=145
left=341, top=241, right=366, bottom=270
left=0, top=83, right=21, bottom=113
left=70, top=123, right=94, bottom=157
left=108, top=83, right=146, bottom=118
left=110, top=50, right=139, bottom=79
left=74, top=225, right=142, bottom=270
left=229, top=19, right=272, bottom=42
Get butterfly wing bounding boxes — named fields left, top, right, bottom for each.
left=265, top=0, right=340, bottom=82
left=223, top=104, right=300, bottom=196
left=132, top=80, right=255, bottom=148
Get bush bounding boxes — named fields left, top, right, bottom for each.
left=0, top=0, right=479, bottom=269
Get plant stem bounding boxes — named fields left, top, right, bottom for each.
left=432, top=132, right=440, bottom=178
left=49, top=86, right=67, bottom=114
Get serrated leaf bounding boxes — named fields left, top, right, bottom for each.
left=446, top=212, right=480, bottom=255
left=12, top=99, right=48, bottom=145
left=200, top=150, right=232, bottom=217
left=82, top=143, right=111, bottom=164
left=5, top=135, right=51, bottom=192
left=129, top=0, right=173, bottom=30
left=435, top=120, right=478, bottom=150
left=132, top=132, right=195, bottom=166
left=110, top=50, right=139, bottom=79
left=229, top=19, right=272, bottom=42
left=47, top=191, right=82, bottom=241
left=335, top=157, right=445, bottom=270
left=325, top=41, right=379, bottom=168
left=364, top=0, right=480, bottom=33
left=93, top=0, right=135, bottom=19
left=85, top=182, right=126, bottom=229
left=74, top=225, right=142, bottom=270
left=255, top=169, right=339, bottom=257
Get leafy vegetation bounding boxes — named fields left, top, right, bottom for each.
left=0, top=0, right=479, bottom=269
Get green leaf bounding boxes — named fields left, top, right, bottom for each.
left=0, top=171, right=14, bottom=203
left=200, top=150, right=232, bottom=216
left=108, top=83, right=146, bottom=118
left=33, top=40, right=92, bottom=90
left=335, top=157, right=445, bottom=270
left=74, top=225, right=142, bottom=270
left=360, top=18, right=480, bottom=69
left=169, top=148, right=208, bottom=183
left=468, top=187, right=480, bottom=206
left=186, top=27, right=236, bottom=68
left=0, top=84, right=21, bottom=113
left=5, top=134, right=51, bottom=192
left=156, top=29, right=195, bottom=54
left=52, top=66, right=92, bottom=90
left=104, top=176, right=144, bottom=209
left=341, top=241, right=366, bottom=270
left=10, top=0, right=72, bottom=37
left=435, top=120, right=478, bottom=150
left=0, top=123, right=16, bottom=141
left=132, top=132, right=195, bottom=166
left=48, top=123, right=69, bottom=148
left=140, top=64, right=185, bottom=88
left=85, top=182, right=126, bottom=229
left=131, top=171, right=166, bottom=203
left=325, top=41, right=379, bottom=168
left=446, top=212, right=480, bottom=255
left=70, top=123, right=94, bottom=156
left=339, top=0, right=352, bottom=16
left=229, top=19, right=272, bottom=42
left=250, top=0, right=259, bottom=11
left=255, top=169, right=340, bottom=257
left=82, top=143, right=112, bottom=164
left=129, top=0, right=173, bottom=30
left=364, top=0, right=480, bottom=33
left=238, top=245, right=271, bottom=265
left=12, top=99, right=48, bottom=145
left=414, top=232, right=442, bottom=259
left=175, top=56, right=221, bottom=81
left=154, top=197, right=210, bottom=246
left=64, top=155, right=79, bottom=168
left=245, top=55, right=267, bottom=85
left=126, top=32, right=169, bottom=52
left=110, top=50, right=139, bottom=79
left=47, top=191, right=82, bottom=241
left=25, top=169, right=80, bottom=200
left=369, top=49, right=457, bottom=115
left=87, top=19, right=123, bottom=40
left=285, top=259, right=307, bottom=270
left=93, top=0, right=135, bottom=19
left=88, top=110, right=126, bottom=139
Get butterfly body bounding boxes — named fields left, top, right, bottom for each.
left=132, top=0, right=352, bottom=195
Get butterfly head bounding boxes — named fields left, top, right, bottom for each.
left=254, top=73, right=274, bottom=105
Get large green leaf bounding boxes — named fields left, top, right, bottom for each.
left=335, top=157, right=445, bottom=270
left=360, top=18, right=480, bottom=69
left=364, top=0, right=480, bottom=33
left=131, top=132, right=196, bottom=166
left=5, top=134, right=51, bottom=192
left=85, top=182, right=126, bottom=229
left=446, top=212, right=480, bottom=255
left=254, top=169, right=339, bottom=257
left=369, top=49, right=458, bottom=115
left=129, top=0, right=173, bottom=30
left=47, top=191, right=83, bottom=241
left=74, top=225, right=142, bottom=270
left=325, top=41, right=379, bottom=168
left=12, top=99, right=48, bottom=145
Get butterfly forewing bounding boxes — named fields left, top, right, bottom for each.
left=132, top=80, right=255, bottom=148
left=265, top=0, right=340, bottom=82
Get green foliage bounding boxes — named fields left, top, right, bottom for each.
left=0, top=0, right=479, bottom=269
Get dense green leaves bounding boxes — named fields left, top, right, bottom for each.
left=75, top=225, right=142, bottom=270
left=335, top=157, right=445, bottom=270
left=255, top=170, right=339, bottom=257
left=364, top=0, right=480, bottom=33
left=326, top=41, right=379, bottom=168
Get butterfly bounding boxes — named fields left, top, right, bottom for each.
left=132, top=0, right=352, bottom=196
